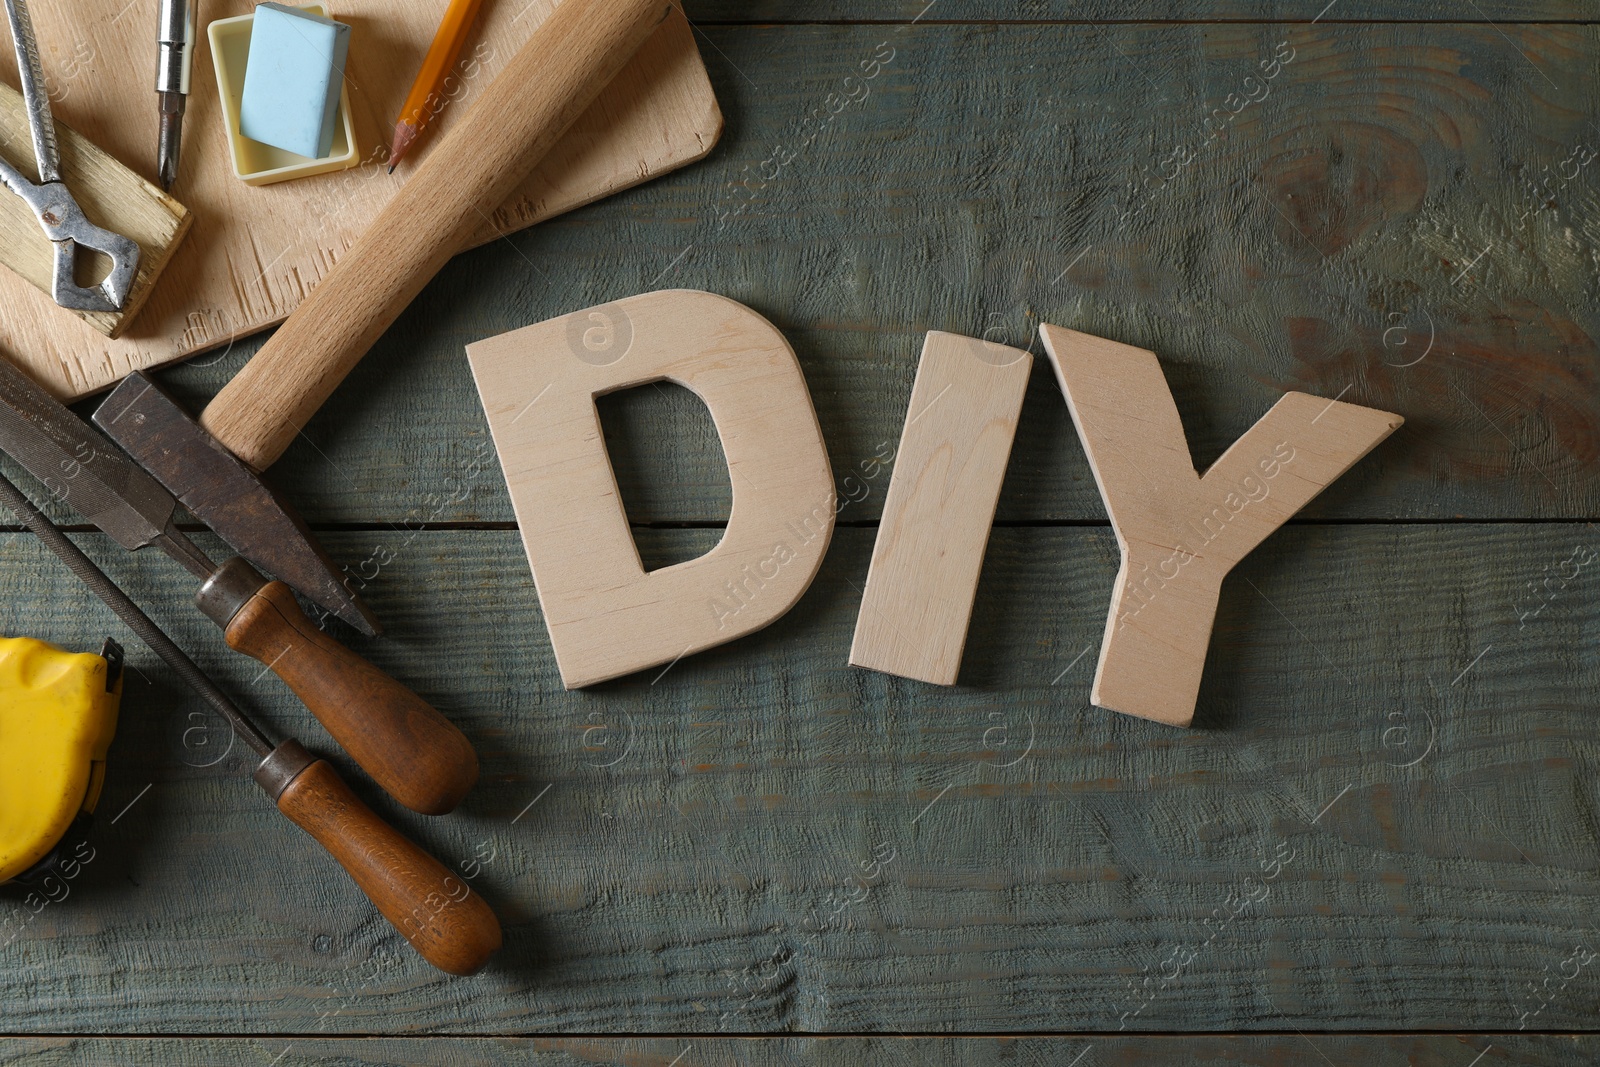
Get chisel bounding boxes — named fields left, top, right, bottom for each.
left=0, top=470, right=500, bottom=976
left=0, top=354, right=477, bottom=816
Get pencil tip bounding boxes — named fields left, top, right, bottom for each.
left=387, top=122, right=419, bottom=173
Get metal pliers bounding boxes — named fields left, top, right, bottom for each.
left=1, top=0, right=140, bottom=312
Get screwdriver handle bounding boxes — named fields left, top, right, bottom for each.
left=260, top=741, right=502, bottom=975
left=199, top=0, right=673, bottom=471
left=217, top=574, right=478, bottom=815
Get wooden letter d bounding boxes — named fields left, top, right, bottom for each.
left=467, top=290, right=835, bottom=688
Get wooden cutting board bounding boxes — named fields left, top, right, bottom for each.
left=0, top=0, right=721, bottom=400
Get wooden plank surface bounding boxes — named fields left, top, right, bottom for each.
left=128, top=18, right=1600, bottom=530
left=0, top=1, right=719, bottom=398
left=0, top=524, right=1597, bottom=1031
left=0, top=1036, right=1591, bottom=1065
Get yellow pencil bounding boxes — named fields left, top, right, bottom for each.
left=388, top=0, right=485, bottom=172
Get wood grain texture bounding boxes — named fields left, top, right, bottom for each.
left=136, top=19, right=1600, bottom=528
left=467, top=290, right=835, bottom=688
left=1041, top=323, right=1401, bottom=726
left=850, top=331, right=1030, bottom=685
left=0, top=524, right=1596, bottom=1031
left=0, top=1035, right=1592, bottom=1065
left=222, top=577, right=478, bottom=816
left=0, top=0, right=720, bottom=399
left=0, top=83, right=191, bottom=339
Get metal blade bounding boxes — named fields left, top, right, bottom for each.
left=95, top=372, right=382, bottom=636
left=0, top=352, right=192, bottom=556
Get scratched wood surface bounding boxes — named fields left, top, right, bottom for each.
left=2, top=1, right=1598, bottom=1057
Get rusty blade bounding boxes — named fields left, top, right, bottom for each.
left=94, top=372, right=381, bottom=636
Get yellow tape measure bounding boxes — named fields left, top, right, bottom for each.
left=0, top=637, right=122, bottom=884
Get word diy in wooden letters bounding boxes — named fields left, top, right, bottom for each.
left=467, top=290, right=1402, bottom=727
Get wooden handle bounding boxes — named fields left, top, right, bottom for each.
left=274, top=755, right=502, bottom=975
left=224, top=580, right=479, bottom=815
left=200, top=0, right=673, bottom=471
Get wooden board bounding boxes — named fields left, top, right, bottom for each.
left=0, top=84, right=191, bottom=339
left=0, top=0, right=720, bottom=399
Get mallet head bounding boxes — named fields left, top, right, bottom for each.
left=94, top=372, right=381, bottom=636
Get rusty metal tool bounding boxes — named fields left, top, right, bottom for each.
left=0, top=353, right=478, bottom=816
left=1, top=0, right=141, bottom=312
left=0, top=468, right=501, bottom=975
left=95, top=371, right=380, bottom=637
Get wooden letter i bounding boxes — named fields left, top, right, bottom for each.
left=851, top=331, right=1032, bottom=684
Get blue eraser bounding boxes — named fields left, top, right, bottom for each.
left=238, top=3, right=351, bottom=160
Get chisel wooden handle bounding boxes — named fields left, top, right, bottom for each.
left=202, top=561, right=478, bottom=816
left=200, top=0, right=672, bottom=472
left=259, top=741, right=502, bottom=976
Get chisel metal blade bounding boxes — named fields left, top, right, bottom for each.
left=94, top=372, right=380, bottom=636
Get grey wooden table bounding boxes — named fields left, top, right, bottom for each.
left=3, top=1, right=1599, bottom=1064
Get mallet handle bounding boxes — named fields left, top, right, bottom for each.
left=199, top=0, right=671, bottom=471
